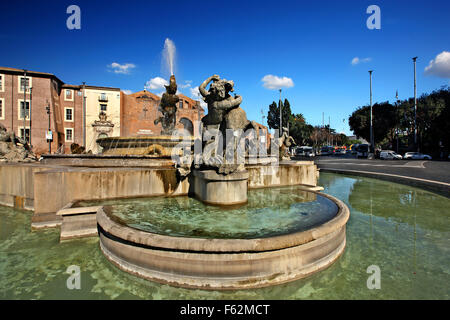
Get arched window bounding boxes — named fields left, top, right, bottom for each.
left=179, top=118, right=194, bottom=135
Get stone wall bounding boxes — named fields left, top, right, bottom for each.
left=0, top=161, right=318, bottom=227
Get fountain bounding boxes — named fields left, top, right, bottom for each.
left=96, top=39, right=193, bottom=157
left=95, top=73, right=350, bottom=290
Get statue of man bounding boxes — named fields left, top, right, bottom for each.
left=279, top=127, right=296, bottom=160
left=199, top=75, right=242, bottom=128
left=154, top=75, right=179, bottom=135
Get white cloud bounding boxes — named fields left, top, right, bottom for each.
left=424, top=51, right=450, bottom=78
left=145, top=77, right=168, bottom=91
left=261, top=75, right=294, bottom=90
left=121, top=89, right=132, bottom=95
left=179, top=80, right=193, bottom=89
left=190, top=86, right=207, bottom=109
left=351, top=57, right=371, bottom=65
left=108, top=62, right=136, bottom=74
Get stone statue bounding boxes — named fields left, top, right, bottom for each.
left=0, top=123, right=36, bottom=162
left=279, top=127, right=296, bottom=160
left=154, top=75, right=179, bottom=135
left=198, top=74, right=260, bottom=174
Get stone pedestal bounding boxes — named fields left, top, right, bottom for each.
left=192, top=169, right=249, bottom=205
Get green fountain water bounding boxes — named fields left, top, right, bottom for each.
left=0, top=173, right=449, bottom=299
left=76, top=188, right=337, bottom=239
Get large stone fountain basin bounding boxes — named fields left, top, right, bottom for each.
left=97, top=191, right=349, bottom=290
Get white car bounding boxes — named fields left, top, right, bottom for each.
left=380, top=151, right=402, bottom=160
left=404, top=152, right=432, bottom=160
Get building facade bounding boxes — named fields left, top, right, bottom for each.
left=84, top=86, right=122, bottom=154
left=0, top=66, right=204, bottom=155
left=0, top=67, right=68, bottom=154
left=121, top=90, right=204, bottom=138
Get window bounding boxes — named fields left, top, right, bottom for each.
left=179, top=101, right=183, bottom=109
left=0, top=98, right=4, bottom=119
left=99, top=93, right=108, bottom=101
left=65, top=128, right=73, bottom=142
left=18, top=76, right=32, bottom=93
left=0, top=74, right=4, bottom=92
left=100, top=104, right=107, bottom=112
left=65, top=108, right=73, bottom=121
left=18, top=100, right=30, bottom=120
left=18, top=127, right=30, bottom=140
left=64, top=89, right=74, bottom=101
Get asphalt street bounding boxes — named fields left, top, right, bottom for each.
left=309, top=156, right=450, bottom=184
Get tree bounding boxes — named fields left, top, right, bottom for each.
left=289, top=113, right=313, bottom=146
left=349, top=86, right=450, bottom=156
left=348, top=101, right=396, bottom=146
left=267, top=101, right=279, bottom=130
left=267, top=99, right=293, bottom=132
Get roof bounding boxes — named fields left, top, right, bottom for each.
left=0, top=66, right=64, bottom=83
left=84, top=85, right=121, bottom=91
left=127, top=90, right=160, bottom=100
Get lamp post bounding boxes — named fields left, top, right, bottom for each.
left=412, top=57, right=418, bottom=151
left=279, top=89, right=282, bottom=137
left=396, top=90, right=399, bottom=154
left=29, top=87, right=32, bottom=148
left=82, top=82, right=86, bottom=148
left=23, top=69, right=27, bottom=143
left=369, top=70, right=374, bottom=151
left=46, top=101, right=51, bottom=154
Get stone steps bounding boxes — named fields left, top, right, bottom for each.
left=58, top=205, right=101, bottom=241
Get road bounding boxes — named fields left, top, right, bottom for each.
left=310, top=156, right=450, bottom=184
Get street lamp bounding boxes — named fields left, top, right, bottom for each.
left=46, top=101, right=51, bottom=154
left=23, top=69, right=27, bottom=144
left=279, top=89, right=282, bottom=137
left=369, top=70, right=374, bottom=151
left=29, top=87, right=33, bottom=148
left=412, top=57, right=418, bottom=151
left=396, top=90, right=399, bottom=154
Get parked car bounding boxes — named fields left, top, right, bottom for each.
left=380, top=150, right=402, bottom=160
left=356, top=144, right=369, bottom=158
left=404, top=152, right=432, bottom=160
left=296, top=146, right=315, bottom=157
left=320, top=146, right=333, bottom=156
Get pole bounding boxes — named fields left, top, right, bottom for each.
left=23, top=70, right=27, bottom=143
left=29, top=87, right=32, bottom=148
left=46, top=102, right=51, bottom=154
left=82, top=82, right=86, bottom=147
left=279, top=89, right=282, bottom=137
left=413, top=57, right=417, bottom=151
left=369, top=70, right=373, bottom=151
left=395, top=90, right=399, bottom=154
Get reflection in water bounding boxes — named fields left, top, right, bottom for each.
left=0, top=173, right=449, bottom=299
left=79, top=187, right=335, bottom=239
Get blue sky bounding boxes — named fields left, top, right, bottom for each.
left=1, top=0, right=449, bottom=135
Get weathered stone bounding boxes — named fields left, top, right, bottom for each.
left=0, top=125, right=37, bottom=162
left=197, top=74, right=260, bottom=175
left=154, top=75, right=179, bottom=135
left=279, top=127, right=296, bottom=160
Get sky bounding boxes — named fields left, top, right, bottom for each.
left=1, top=0, right=449, bottom=135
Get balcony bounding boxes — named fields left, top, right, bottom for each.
left=98, top=94, right=108, bottom=102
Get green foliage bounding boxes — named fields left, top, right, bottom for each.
left=266, top=99, right=346, bottom=148
left=349, top=86, right=450, bottom=155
